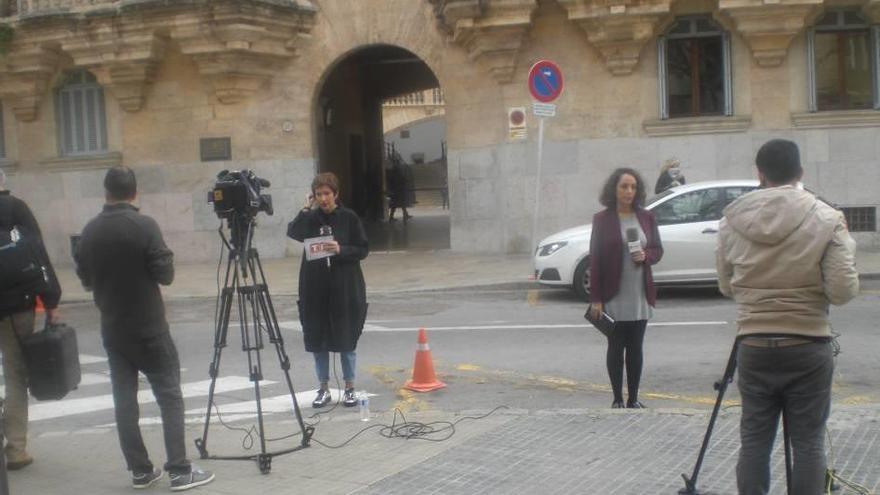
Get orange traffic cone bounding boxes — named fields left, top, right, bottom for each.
left=35, top=295, right=44, bottom=313
left=403, top=328, right=446, bottom=392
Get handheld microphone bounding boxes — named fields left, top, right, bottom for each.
left=626, top=227, right=641, bottom=254
left=319, top=225, right=333, bottom=267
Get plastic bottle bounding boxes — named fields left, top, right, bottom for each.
left=358, top=390, right=370, bottom=421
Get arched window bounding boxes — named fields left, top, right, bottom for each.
left=807, top=10, right=880, bottom=111
left=55, top=70, right=108, bottom=156
left=657, top=16, right=733, bottom=119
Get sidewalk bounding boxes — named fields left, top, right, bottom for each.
left=55, top=248, right=880, bottom=303
left=10, top=405, right=879, bottom=494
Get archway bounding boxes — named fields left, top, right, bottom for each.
left=314, top=44, right=449, bottom=251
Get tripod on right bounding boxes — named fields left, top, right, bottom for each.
left=678, top=336, right=795, bottom=495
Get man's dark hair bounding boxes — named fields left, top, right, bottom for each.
left=600, top=167, right=647, bottom=209
left=104, top=166, right=137, bottom=201
left=756, top=139, right=802, bottom=184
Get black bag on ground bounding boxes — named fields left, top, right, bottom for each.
left=21, top=323, right=82, bottom=401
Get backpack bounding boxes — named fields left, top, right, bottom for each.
left=0, top=225, right=49, bottom=294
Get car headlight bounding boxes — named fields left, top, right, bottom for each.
left=538, top=241, right=568, bottom=257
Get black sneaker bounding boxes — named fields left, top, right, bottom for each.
left=312, top=389, right=331, bottom=408
left=169, top=467, right=215, bottom=492
left=627, top=401, right=647, bottom=409
left=132, top=468, right=163, bottom=489
left=611, top=400, right=625, bottom=409
left=342, top=388, right=357, bottom=407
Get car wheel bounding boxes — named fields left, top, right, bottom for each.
left=572, top=257, right=590, bottom=301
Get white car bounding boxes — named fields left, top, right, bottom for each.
left=533, top=180, right=762, bottom=299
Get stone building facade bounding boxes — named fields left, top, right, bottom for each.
left=0, top=0, right=878, bottom=266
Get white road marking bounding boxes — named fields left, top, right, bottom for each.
left=80, top=354, right=108, bottom=365
left=30, top=376, right=266, bottom=422
left=98, top=389, right=379, bottom=427
left=277, top=321, right=728, bottom=332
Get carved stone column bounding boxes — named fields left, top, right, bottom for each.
left=432, top=0, right=538, bottom=83
left=719, top=0, right=822, bottom=67
left=0, top=44, right=63, bottom=121
left=558, top=0, right=671, bottom=76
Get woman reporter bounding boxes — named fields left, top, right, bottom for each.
left=589, top=168, right=663, bottom=409
left=287, top=173, right=368, bottom=408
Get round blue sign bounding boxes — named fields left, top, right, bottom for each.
left=528, top=60, right=564, bottom=103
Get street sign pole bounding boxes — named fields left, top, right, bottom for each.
left=531, top=116, right=545, bottom=256
left=526, top=60, right=563, bottom=253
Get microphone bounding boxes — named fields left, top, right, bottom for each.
left=319, top=225, right=333, bottom=267
left=626, top=227, right=641, bottom=254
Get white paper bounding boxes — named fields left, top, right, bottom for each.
left=304, top=235, right=335, bottom=261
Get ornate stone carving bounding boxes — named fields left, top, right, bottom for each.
left=558, top=0, right=672, bottom=76
left=0, top=44, right=63, bottom=121
left=432, top=0, right=538, bottom=83
left=719, top=0, right=822, bottom=68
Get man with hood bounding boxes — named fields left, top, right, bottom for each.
left=717, top=139, right=859, bottom=494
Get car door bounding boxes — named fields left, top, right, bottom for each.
left=650, top=187, right=725, bottom=282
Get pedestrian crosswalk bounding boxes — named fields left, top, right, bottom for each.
left=0, top=353, right=365, bottom=431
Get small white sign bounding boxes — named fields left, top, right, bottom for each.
left=303, top=235, right=335, bottom=261
left=508, top=107, right=527, bottom=141
left=532, top=102, right=556, bottom=118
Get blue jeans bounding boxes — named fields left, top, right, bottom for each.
left=313, top=351, right=356, bottom=384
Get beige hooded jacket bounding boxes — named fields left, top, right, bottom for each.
left=716, top=185, right=859, bottom=337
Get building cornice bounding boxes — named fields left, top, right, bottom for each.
left=719, top=0, right=822, bottom=68
left=0, top=0, right=317, bottom=119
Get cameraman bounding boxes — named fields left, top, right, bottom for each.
left=0, top=168, right=62, bottom=470
left=287, top=172, right=368, bottom=408
left=716, top=139, right=859, bottom=495
left=75, top=167, right=214, bottom=491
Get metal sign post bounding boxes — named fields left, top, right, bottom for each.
left=527, top=60, right=563, bottom=253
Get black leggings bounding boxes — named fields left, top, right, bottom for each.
left=606, top=320, right=648, bottom=403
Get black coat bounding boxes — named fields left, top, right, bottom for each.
left=74, top=203, right=174, bottom=350
left=0, top=190, right=62, bottom=316
left=287, top=206, right=368, bottom=353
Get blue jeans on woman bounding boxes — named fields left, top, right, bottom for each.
left=313, top=351, right=356, bottom=384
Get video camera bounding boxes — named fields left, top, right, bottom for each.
left=208, top=169, right=273, bottom=220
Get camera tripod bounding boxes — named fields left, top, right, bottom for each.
left=195, top=216, right=313, bottom=474
left=678, top=336, right=793, bottom=495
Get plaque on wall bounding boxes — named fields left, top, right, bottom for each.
left=200, top=137, right=232, bottom=162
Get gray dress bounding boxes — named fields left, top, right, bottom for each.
left=604, top=214, right=652, bottom=322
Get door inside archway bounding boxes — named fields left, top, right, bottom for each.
left=315, top=45, right=449, bottom=251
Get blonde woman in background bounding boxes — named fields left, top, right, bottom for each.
left=655, top=158, right=686, bottom=194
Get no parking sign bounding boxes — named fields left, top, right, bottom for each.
left=528, top=60, right=564, bottom=103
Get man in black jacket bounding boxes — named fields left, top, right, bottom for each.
left=0, top=168, right=62, bottom=470
left=75, top=167, right=214, bottom=491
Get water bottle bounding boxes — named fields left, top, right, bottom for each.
left=358, top=391, right=370, bottom=421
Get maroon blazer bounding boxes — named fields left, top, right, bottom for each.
left=589, top=208, right=663, bottom=306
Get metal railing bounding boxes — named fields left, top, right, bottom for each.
left=14, top=0, right=118, bottom=15
left=383, top=88, right=445, bottom=107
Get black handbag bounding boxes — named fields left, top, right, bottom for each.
left=584, top=305, right=615, bottom=337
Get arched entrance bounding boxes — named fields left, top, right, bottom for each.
left=314, top=44, right=449, bottom=251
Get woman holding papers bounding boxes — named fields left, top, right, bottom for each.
left=588, top=168, right=663, bottom=409
left=287, top=173, right=369, bottom=409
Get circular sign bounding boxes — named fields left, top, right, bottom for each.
left=510, top=109, right=525, bottom=126
left=528, top=60, right=564, bottom=103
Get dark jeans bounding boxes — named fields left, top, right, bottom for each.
left=736, top=341, right=833, bottom=495
left=606, top=320, right=647, bottom=403
left=105, top=332, right=190, bottom=475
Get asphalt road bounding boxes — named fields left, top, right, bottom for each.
left=28, top=279, right=880, bottom=439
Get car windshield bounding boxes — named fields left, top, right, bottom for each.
left=645, top=189, right=675, bottom=208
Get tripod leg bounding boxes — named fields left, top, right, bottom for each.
left=195, top=256, right=236, bottom=458
left=253, top=251, right=313, bottom=445
left=679, top=338, right=741, bottom=495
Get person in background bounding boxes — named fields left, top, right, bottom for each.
left=655, top=157, right=686, bottom=194
left=717, top=139, right=859, bottom=495
left=0, top=167, right=62, bottom=471
left=287, top=172, right=369, bottom=409
left=589, top=168, right=663, bottom=409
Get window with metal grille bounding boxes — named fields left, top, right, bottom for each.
left=55, top=70, right=108, bottom=156
left=841, top=206, right=877, bottom=232
left=807, top=11, right=880, bottom=111
left=657, top=16, right=733, bottom=119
